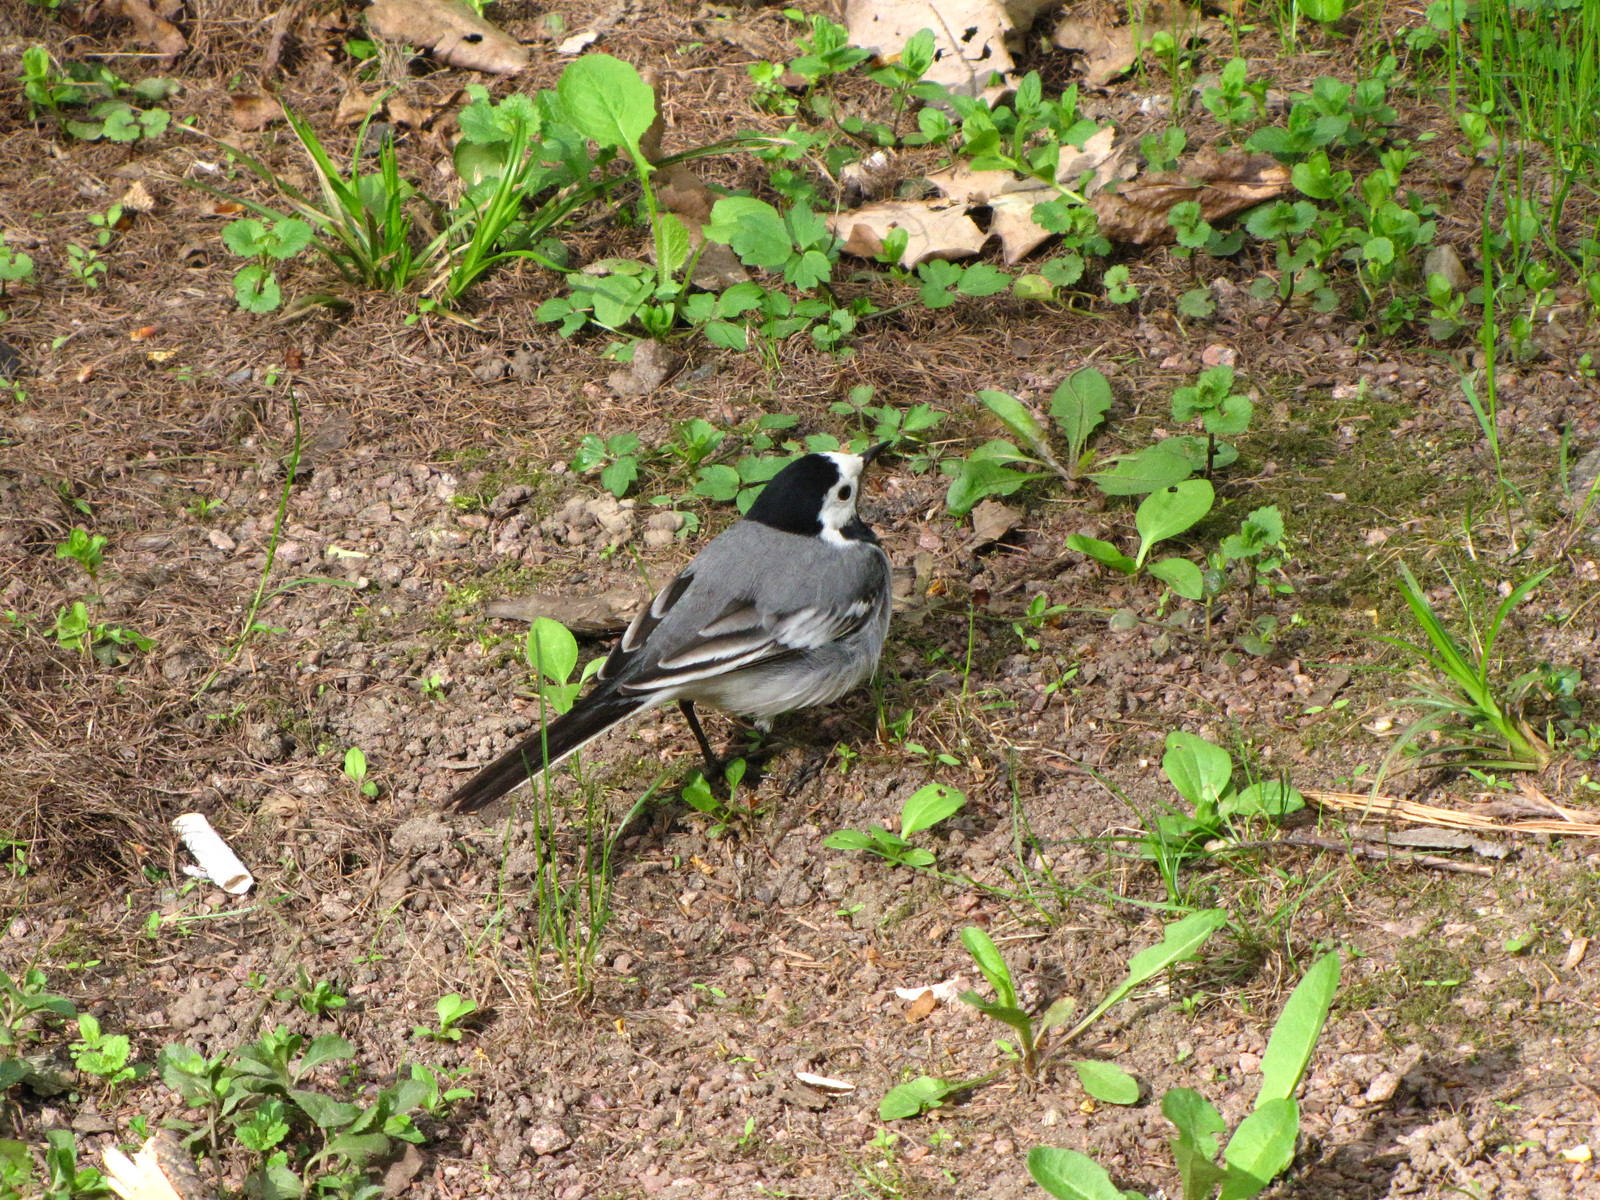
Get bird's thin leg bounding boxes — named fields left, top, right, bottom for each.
left=678, top=700, right=721, bottom=777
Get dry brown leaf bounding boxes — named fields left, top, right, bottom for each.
left=1093, top=151, right=1289, bottom=245
left=556, top=30, right=600, bottom=54
left=845, top=0, right=1041, bottom=99
left=905, top=990, right=938, bottom=1022
left=830, top=200, right=989, bottom=267
left=120, top=0, right=186, bottom=58
left=1054, top=4, right=1220, bottom=88
left=386, top=96, right=436, bottom=128
left=229, top=92, right=282, bottom=131
left=921, top=126, right=1126, bottom=263
left=366, top=0, right=529, bottom=75
left=118, top=179, right=157, bottom=213
left=971, top=497, right=1021, bottom=541
left=335, top=89, right=384, bottom=126
left=1050, top=15, right=1136, bottom=86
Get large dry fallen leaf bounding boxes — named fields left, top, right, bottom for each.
left=1092, top=151, right=1289, bottom=245
left=103, top=1132, right=207, bottom=1200
left=923, top=125, right=1131, bottom=263
left=120, top=0, right=187, bottom=58
left=228, top=91, right=282, bottom=131
left=366, top=0, right=529, bottom=74
left=830, top=200, right=990, bottom=267
left=1050, top=14, right=1136, bottom=86
left=1053, top=3, right=1221, bottom=88
left=845, top=0, right=1052, bottom=99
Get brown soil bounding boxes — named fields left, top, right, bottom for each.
left=4, top=1, right=1600, bottom=1198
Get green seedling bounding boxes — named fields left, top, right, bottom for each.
left=0, top=1130, right=111, bottom=1200
left=342, top=748, right=378, bottom=798
left=51, top=601, right=153, bottom=664
left=0, top=969, right=76, bottom=1086
left=1012, top=593, right=1071, bottom=651
left=222, top=216, right=314, bottom=313
left=525, top=617, right=602, bottom=717
left=285, top=971, right=347, bottom=1017
left=411, top=993, right=478, bottom=1042
left=0, top=234, right=35, bottom=296
left=681, top=758, right=751, bottom=837
left=831, top=387, right=945, bottom=470
left=885, top=911, right=1229, bottom=1121
left=54, top=527, right=106, bottom=582
left=943, top=368, right=1112, bottom=515
left=1066, top=479, right=1215, bottom=600
left=1375, top=563, right=1556, bottom=777
left=158, top=1026, right=471, bottom=1199
left=1029, top=950, right=1340, bottom=1200
left=1143, top=731, right=1305, bottom=871
left=824, top=782, right=966, bottom=868
left=70, top=1014, right=139, bottom=1087
left=418, top=674, right=446, bottom=699
left=1170, top=366, right=1253, bottom=474
left=571, top=432, right=644, bottom=498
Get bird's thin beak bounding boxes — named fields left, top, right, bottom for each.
left=861, top=441, right=891, bottom=466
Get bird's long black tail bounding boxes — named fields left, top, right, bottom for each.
left=448, top=688, right=650, bottom=813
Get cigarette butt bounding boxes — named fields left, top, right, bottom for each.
left=172, top=813, right=253, bottom=894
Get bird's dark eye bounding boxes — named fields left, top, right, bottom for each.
left=838, top=484, right=853, bottom=501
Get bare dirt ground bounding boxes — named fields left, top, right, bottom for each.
left=4, top=1, right=1600, bottom=1197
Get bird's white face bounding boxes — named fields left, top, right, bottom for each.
left=816, top=452, right=867, bottom=546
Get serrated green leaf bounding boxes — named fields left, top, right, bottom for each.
left=1090, top=446, right=1193, bottom=496
left=1050, top=368, right=1111, bottom=460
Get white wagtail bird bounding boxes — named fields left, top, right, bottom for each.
left=448, top=446, right=892, bottom=814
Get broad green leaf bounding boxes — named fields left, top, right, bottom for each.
left=1205, top=394, right=1254, bottom=437
left=1219, top=1098, right=1299, bottom=1199
left=959, top=993, right=1035, bottom=1042
left=822, top=829, right=874, bottom=850
left=1073, top=1060, right=1140, bottom=1105
left=900, top=782, right=965, bottom=836
left=1068, top=910, right=1229, bottom=1042
left=1026, top=1147, right=1134, bottom=1200
left=1173, top=1138, right=1229, bottom=1200
left=299, top=1034, right=355, bottom=1073
left=267, top=219, right=313, bottom=260
left=1090, top=446, right=1193, bottom=496
left=1050, top=368, right=1112, bottom=459
left=1065, top=535, right=1135, bottom=575
left=1039, top=995, right=1076, bottom=1031
left=703, top=197, right=791, bottom=269
left=1162, top=1086, right=1226, bottom=1157
left=290, top=1089, right=361, bottom=1129
left=959, top=926, right=1016, bottom=1008
left=556, top=54, right=655, bottom=155
left=1257, top=951, right=1339, bottom=1104
left=879, top=1075, right=954, bottom=1120
left=945, top=457, right=1038, bottom=516
left=223, top=219, right=268, bottom=257
left=600, top=456, right=638, bottom=498
left=1223, top=781, right=1304, bottom=818
left=1162, top=731, right=1233, bottom=812
left=1149, top=557, right=1204, bottom=600
left=526, top=617, right=579, bottom=685
left=1134, top=480, right=1214, bottom=562
left=978, top=390, right=1047, bottom=450
left=958, top=262, right=1011, bottom=296
left=694, top=464, right=741, bottom=501
left=655, top=213, right=691, bottom=279
left=234, top=266, right=281, bottom=314
left=323, top=1128, right=392, bottom=1167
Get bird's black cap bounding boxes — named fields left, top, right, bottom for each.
left=744, top=454, right=841, bottom=537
